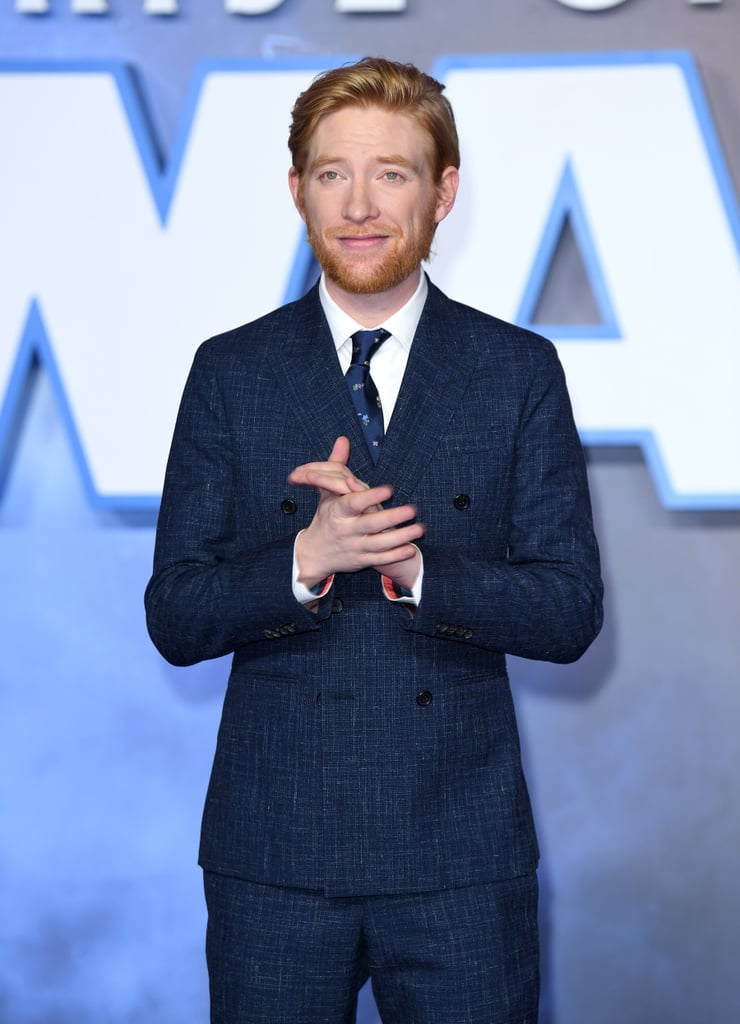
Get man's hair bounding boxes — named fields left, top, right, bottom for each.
left=288, top=56, right=460, bottom=183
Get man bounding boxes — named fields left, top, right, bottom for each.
left=145, top=57, right=603, bottom=1024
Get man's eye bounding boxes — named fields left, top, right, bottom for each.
left=384, top=171, right=401, bottom=181
left=320, top=171, right=339, bottom=181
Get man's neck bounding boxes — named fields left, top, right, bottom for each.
left=324, top=267, right=422, bottom=327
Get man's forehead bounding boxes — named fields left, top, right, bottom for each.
left=307, top=105, right=434, bottom=164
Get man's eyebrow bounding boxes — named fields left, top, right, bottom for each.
left=307, top=154, right=422, bottom=173
left=377, top=155, right=420, bottom=171
left=308, top=154, right=340, bottom=172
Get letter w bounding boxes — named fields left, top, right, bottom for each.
left=0, top=61, right=321, bottom=507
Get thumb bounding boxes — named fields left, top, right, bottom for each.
left=327, top=435, right=351, bottom=466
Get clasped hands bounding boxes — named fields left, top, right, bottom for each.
left=289, top=436, right=424, bottom=593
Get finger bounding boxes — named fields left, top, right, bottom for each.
left=288, top=462, right=351, bottom=487
left=341, top=485, right=396, bottom=515
left=288, top=462, right=319, bottom=485
left=288, top=437, right=350, bottom=486
left=341, top=517, right=424, bottom=556
left=327, top=435, right=350, bottom=465
left=296, top=466, right=371, bottom=498
left=365, top=522, right=425, bottom=553
left=344, top=475, right=370, bottom=493
left=347, top=500, right=418, bottom=530
left=371, top=543, right=421, bottom=568
left=348, top=527, right=424, bottom=567
left=289, top=455, right=365, bottom=492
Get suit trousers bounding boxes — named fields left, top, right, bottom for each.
left=204, top=869, right=539, bottom=1024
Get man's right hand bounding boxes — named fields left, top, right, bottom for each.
left=289, top=437, right=424, bottom=590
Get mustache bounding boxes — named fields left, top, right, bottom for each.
left=326, top=227, right=401, bottom=240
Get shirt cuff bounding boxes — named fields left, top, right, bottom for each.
left=381, top=546, right=423, bottom=605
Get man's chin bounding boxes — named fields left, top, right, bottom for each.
left=325, top=270, right=395, bottom=295
left=308, top=228, right=433, bottom=296
left=321, top=255, right=421, bottom=296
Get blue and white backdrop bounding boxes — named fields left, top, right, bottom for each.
left=1, top=2, right=738, bottom=1021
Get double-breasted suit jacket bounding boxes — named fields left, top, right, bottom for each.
left=145, top=279, right=603, bottom=898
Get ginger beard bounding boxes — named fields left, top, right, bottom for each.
left=303, top=192, right=439, bottom=296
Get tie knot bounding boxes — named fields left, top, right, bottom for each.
left=350, top=328, right=390, bottom=368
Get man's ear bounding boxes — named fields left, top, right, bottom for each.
left=434, top=166, right=459, bottom=225
left=288, top=167, right=306, bottom=220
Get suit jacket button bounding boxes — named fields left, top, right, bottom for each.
left=416, top=690, right=433, bottom=707
left=454, top=626, right=466, bottom=638
left=464, top=629, right=473, bottom=639
left=331, top=598, right=343, bottom=614
left=280, top=497, right=297, bottom=515
left=453, top=493, right=470, bottom=510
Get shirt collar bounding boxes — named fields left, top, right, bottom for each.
left=318, top=271, right=428, bottom=354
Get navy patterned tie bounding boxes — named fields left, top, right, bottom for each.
left=345, top=328, right=390, bottom=462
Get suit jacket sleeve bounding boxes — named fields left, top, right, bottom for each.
left=397, top=328, right=603, bottom=665
left=144, top=339, right=331, bottom=667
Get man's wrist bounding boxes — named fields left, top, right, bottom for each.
left=294, top=529, right=327, bottom=591
left=293, top=531, right=334, bottom=605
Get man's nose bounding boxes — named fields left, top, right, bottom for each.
left=342, top=179, right=378, bottom=222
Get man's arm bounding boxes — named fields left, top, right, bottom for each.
left=144, top=343, right=329, bottom=667
left=404, top=342, right=603, bottom=664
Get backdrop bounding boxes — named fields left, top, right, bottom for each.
left=1, top=2, right=739, bottom=1022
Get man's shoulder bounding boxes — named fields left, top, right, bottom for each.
left=197, top=284, right=322, bottom=359
left=424, top=279, right=557, bottom=360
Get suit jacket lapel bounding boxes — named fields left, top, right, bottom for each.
left=377, top=282, right=479, bottom=499
left=278, top=281, right=479, bottom=486
left=278, top=286, right=378, bottom=475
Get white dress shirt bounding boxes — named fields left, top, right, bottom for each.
left=319, top=271, right=428, bottom=428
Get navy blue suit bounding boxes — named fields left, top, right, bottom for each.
left=145, top=279, right=602, bottom=1017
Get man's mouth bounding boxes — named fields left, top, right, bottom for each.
left=332, top=231, right=395, bottom=250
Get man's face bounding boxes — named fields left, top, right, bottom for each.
left=289, top=105, right=458, bottom=300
